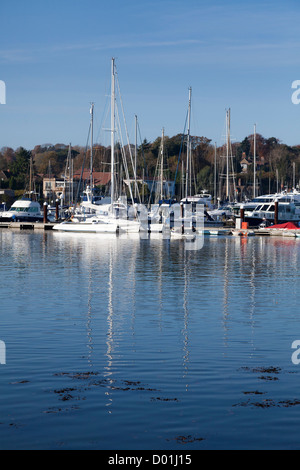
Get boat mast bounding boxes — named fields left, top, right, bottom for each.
left=293, top=162, right=296, bottom=190
left=214, top=142, right=217, bottom=206
left=186, top=87, right=192, bottom=199
left=90, top=103, right=94, bottom=191
left=135, top=115, right=138, bottom=199
left=111, top=58, right=115, bottom=209
left=226, top=109, right=230, bottom=200
left=160, top=127, right=165, bottom=201
left=253, top=123, right=256, bottom=199
left=68, top=143, right=72, bottom=206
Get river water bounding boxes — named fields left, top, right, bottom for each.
left=0, top=230, right=300, bottom=450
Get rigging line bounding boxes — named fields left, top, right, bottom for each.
left=75, top=123, right=91, bottom=206
left=115, top=72, right=139, bottom=197
left=114, top=72, right=133, bottom=165
left=115, top=109, right=131, bottom=192
left=172, top=110, right=189, bottom=199
left=230, top=151, right=237, bottom=198
left=115, top=103, right=138, bottom=207
left=96, top=93, right=111, bottom=145
left=147, top=150, right=160, bottom=208
left=137, top=121, right=149, bottom=179
left=191, top=147, right=197, bottom=195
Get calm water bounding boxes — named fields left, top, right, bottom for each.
left=1, top=230, right=300, bottom=449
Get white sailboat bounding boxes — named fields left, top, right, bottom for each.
left=54, top=58, right=140, bottom=234
left=171, top=87, right=204, bottom=238
left=145, top=127, right=179, bottom=234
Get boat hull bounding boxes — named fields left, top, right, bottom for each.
left=53, top=218, right=140, bottom=234
left=53, top=221, right=119, bottom=233
left=245, top=217, right=300, bottom=228
left=0, top=215, right=44, bottom=223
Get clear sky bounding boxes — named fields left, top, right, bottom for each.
left=1, top=0, right=300, bottom=150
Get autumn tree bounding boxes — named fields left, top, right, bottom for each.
left=9, top=147, right=31, bottom=190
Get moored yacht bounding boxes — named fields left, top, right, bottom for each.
left=244, top=192, right=300, bottom=227
left=0, top=197, right=44, bottom=223
left=53, top=58, right=141, bottom=235
left=181, top=192, right=214, bottom=211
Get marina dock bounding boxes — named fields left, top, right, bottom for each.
left=0, top=222, right=55, bottom=231
left=1, top=222, right=299, bottom=238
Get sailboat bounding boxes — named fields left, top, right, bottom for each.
left=144, top=127, right=178, bottom=234
left=53, top=58, right=140, bottom=234
left=171, top=87, right=205, bottom=238
left=219, top=108, right=237, bottom=203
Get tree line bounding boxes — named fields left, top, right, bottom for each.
left=1, top=133, right=300, bottom=200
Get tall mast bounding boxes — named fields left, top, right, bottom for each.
left=48, top=159, right=52, bottom=205
left=293, top=162, right=296, bottom=190
left=160, top=127, right=165, bottom=201
left=90, top=103, right=94, bottom=190
left=135, top=114, right=138, bottom=199
left=214, top=142, right=217, bottom=206
left=29, top=157, right=33, bottom=196
left=186, top=86, right=192, bottom=199
left=226, top=109, right=230, bottom=200
left=71, top=152, right=74, bottom=205
left=111, top=58, right=115, bottom=208
left=68, top=143, right=72, bottom=206
left=253, top=123, right=256, bottom=199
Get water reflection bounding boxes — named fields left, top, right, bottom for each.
left=2, top=231, right=300, bottom=392
left=2, top=230, right=300, bottom=448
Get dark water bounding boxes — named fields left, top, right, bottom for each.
left=0, top=230, right=300, bottom=449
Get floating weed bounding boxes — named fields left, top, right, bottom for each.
left=167, top=435, right=205, bottom=445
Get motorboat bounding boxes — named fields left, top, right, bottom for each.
left=181, top=192, right=214, bottom=211
left=0, top=197, right=44, bottom=223
left=243, top=192, right=300, bottom=227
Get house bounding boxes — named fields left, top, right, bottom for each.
left=43, top=171, right=112, bottom=204
left=73, top=170, right=111, bottom=188
left=240, top=153, right=251, bottom=173
left=43, top=177, right=76, bottom=204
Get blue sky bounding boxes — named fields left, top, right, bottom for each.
left=1, top=0, right=300, bottom=150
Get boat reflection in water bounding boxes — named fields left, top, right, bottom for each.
left=2, top=230, right=300, bottom=449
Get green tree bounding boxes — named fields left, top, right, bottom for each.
left=10, top=147, right=31, bottom=177
left=9, top=147, right=32, bottom=190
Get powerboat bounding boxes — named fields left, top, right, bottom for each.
left=0, top=197, right=44, bottom=223
left=243, top=192, right=300, bottom=227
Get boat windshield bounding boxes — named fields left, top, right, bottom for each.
left=9, top=206, right=39, bottom=213
left=9, top=207, right=25, bottom=212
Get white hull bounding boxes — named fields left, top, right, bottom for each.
left=117, top=220, right=140, bottom=233
left=148, top=223, right=164, bottom=233
left=53, top=221, right=119, bottom=233
left=53, top=217, right=140, bottom=234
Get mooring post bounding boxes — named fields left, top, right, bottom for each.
left=180, top=202, right=185, bottom=234
left=55, top=199, right=59, bottom=221
left=43, top=202, right=48, bottom=224
left=274, top=199, right=279, bottom=225
left=240, top=205, right=245, bottom=222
